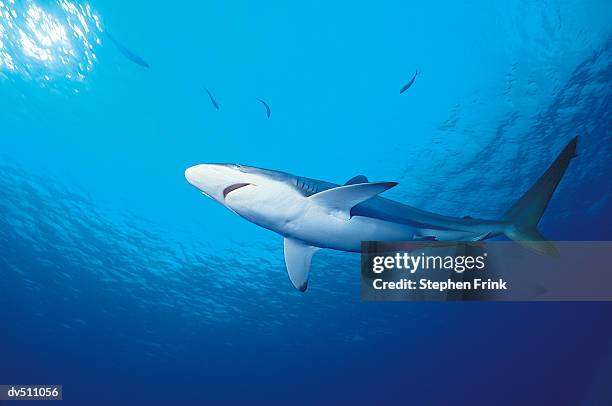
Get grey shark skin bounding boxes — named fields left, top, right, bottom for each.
left=185, top=137, right=578, bottom=291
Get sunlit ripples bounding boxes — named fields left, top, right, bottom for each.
left=0, top=0, right=102, bottom=84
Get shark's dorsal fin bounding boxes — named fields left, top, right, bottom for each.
left=345, top=175, right=368, bottom=185
left=309, top=182, right=397, bottom=220
left=283, top=238, right=320, bottom=292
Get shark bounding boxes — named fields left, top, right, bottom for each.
left=185, top=136, right=578, bottom=291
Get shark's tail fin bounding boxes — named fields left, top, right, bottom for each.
left=501, top=136, right=578, bottom=256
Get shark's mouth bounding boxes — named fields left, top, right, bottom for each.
left=223, top=183, right=252, bottom=199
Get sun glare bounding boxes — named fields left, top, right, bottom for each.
left=0, top=0, right=102, bottom=83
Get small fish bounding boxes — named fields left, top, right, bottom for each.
left=205, top=88, right=220, bottom=110
left=400, top=69, right=418, bottom=94
left=257, top=98, right=271, bottom=118
left=105, top=31, right=150, bottom=68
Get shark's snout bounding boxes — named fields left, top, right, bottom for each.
left=184, top=165, right=202, bottom=187
left=185, top=164, right=218, bottom=196
left=185, top=164, right=241, bottom=202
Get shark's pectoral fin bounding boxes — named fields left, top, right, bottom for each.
left=309, top=181, right=397, bottom=220
left=283, top=238, right=320, bottom=292
left=344, top=175, right=369, bottom=185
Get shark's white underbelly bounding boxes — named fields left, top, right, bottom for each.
left=282, top=212, right=416, bottom=252
left=232, top=185, right=483, bottom=251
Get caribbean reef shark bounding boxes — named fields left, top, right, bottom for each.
left=185, top=137, right=577, bottom=291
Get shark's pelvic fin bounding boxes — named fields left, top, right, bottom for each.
left=345, top=175, right=369, bottom=185
left=309, top=182, right=398, bottom=220
left=283, top=238, right=320, bottom=292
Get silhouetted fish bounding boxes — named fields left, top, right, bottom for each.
left=257, top=98, right=271, bottom=118
left=105, top=31, right=150, bottom=68
left=400, top=69, right=418, bottom=94
left=205, top=88, right=220, bottom=110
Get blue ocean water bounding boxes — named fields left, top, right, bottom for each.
left=0, top=0, right=611, bottom=404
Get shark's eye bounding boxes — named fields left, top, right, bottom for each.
left=223, top=183, right=251, bottom=199
left=230, top=164, right=248, bottom=172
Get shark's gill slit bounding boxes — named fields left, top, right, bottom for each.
left=223, top=183, right=252, bottom=199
